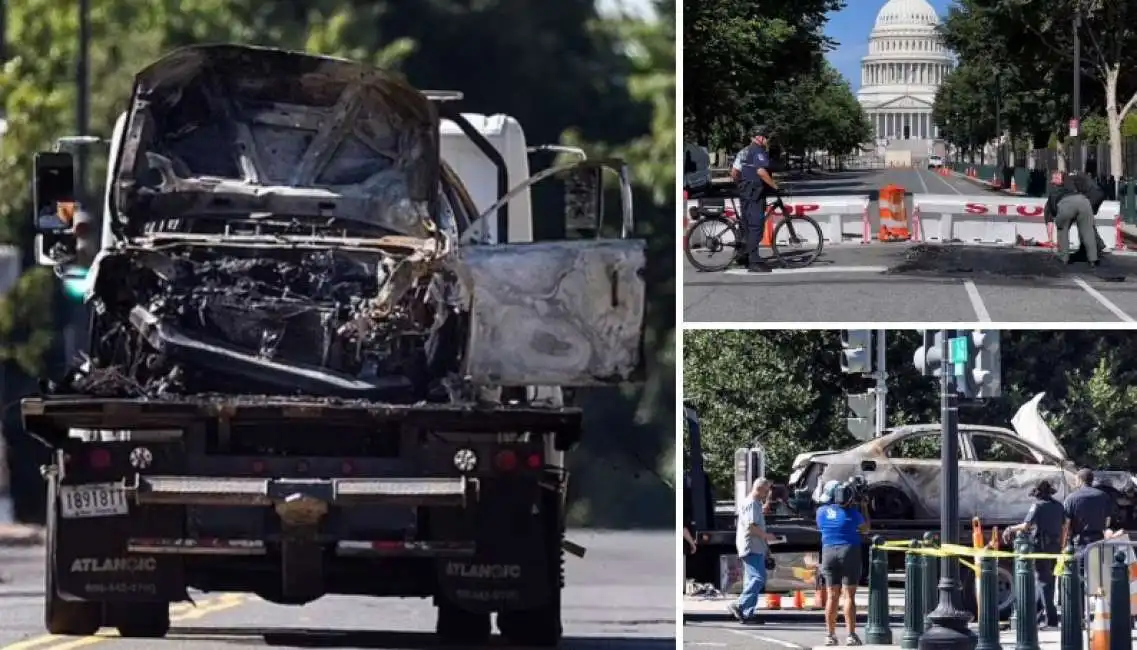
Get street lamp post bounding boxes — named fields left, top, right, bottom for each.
left=1071, top=9, right=1081, bottom=174
left=918, top=331, right=977, bottom=650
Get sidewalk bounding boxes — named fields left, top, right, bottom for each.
left=684, top=591, right=907, bottom=621
left=810, top=627, right=1137, bottom=650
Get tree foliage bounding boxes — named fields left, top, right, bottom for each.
left=683, top=0, right=869, bottom=155
left=685, top=329, right=1137, bottom=497
left=0, top=0, right=675, bottom=528
left=937, top=0, right=1137, bottom=171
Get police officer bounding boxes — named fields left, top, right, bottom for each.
left=1002, top=480, right=1063, bottom=629
left=1045, top=171, right=1100, bottom=267
left=730, top=128, right=778, bottom=273
left=1064, top=468, right=1113, bottom=547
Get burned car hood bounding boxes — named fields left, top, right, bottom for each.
left=113, top=44, right=439, bottom=237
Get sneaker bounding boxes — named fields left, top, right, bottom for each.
left=824, top=634, right=839, bottom=646
left=726, top=602, right=742, bottom=622
left=747, top=264, right=772, bottom=273
left=846, top=633, right=863, bottom=646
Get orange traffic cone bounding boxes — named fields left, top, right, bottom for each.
left=792, top=590, right=805, bottom=609
left=1089, top=596, right=1109, bottom=650
left=1010, top=177, right=1018, bottom=193
left=763, top=593, right=782, bottom=610
left=760, top=212, right=776, bottom=246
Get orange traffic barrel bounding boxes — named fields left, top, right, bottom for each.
left=878, top=185, right=910, bottom=241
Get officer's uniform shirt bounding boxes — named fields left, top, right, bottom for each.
left=732, top=145, right=772, bottom=201
left=1063, top=485, right=1112, bottom=544
left=1023, top=497, right=1064, bottom=553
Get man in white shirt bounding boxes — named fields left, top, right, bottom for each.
left=727, top=478, right=778, bottom=623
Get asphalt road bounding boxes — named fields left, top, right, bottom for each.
left=0, top=530, right=674, bottom=650
left=683, top=166, right=1137, bottom=323
left=685, top=618, right=836, bottom=650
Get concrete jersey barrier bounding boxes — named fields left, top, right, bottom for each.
left=684, top=195, right=871, bottom=246
left=912, top=194, right=1122, bottom=250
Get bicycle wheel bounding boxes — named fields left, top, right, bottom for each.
left=771, top=215, right=824, bottom=269
left=684, top=214, right=744, bottom=273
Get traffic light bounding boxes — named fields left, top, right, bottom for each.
left=957, top=330, right=1002, bottom=399
left=840, top=330, right=873, bottom=374
left=846, top=392, right=877, bottom=441
left=912, top=329, right=948, bottom=376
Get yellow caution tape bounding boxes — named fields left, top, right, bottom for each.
left=873, top=540, right=1074, bottom=575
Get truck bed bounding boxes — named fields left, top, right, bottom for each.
left=22, top=395, right=583, bottom=449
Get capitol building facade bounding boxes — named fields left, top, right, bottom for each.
left=856, top=0, right=953, bottom=148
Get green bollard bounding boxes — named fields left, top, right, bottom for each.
left=1059, top=544, right=1081, bottom=650
left=866, top=536, right=893, bottom=645
left=976, top=551, right=1002, bottom=650
left=1013, top=532, right=1039, bottom=650
left=922, top=532, right=939, bottom=627
left=1109, top=550, right=1130, bottom=650
left=901, top=540, right=924, bottom=650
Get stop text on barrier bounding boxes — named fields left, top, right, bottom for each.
left=963, top=203, right=1044, bottom=217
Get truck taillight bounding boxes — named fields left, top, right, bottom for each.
left=494, top=450, right=518, bottom=471
left=527, top=453, right=542, bottom=469
left=88, top=448, right=111, bottom=469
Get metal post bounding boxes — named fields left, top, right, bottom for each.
left=1108, top=550, right=1130, bottom=650
left=902, top=540, right=926, bottom=650
left=1013, top=532, right=1039, bottom=650
left=76, top=0, right=90, bottom=200
left=866, top=536, right=894, bottom=645
left=995, top=74, right=1002, bottom=180
left=1059, top=544, right=1081, bottom=650
left=976, top=552, right=1002, bottom=650
left=1071, top=10, right=1081, bottom=174
left=875, top=330, right=887, bottom=438
left=923, top=532, right=940, bottom=626
left=919, top=331, right=977, bottom=650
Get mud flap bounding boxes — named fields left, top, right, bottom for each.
left=435, top=479, right=550, bottom=613
left=55, top=515, right=185, bottom=602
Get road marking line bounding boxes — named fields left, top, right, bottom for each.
left=721, top=626, right=805, bottom=649
left=914, top=168, right=930, bottom=194
left=721, top=266, right=889, bottom=276
left=934, top=169, right=966, bottom=195
left=1072, top=277, right=1135, bottom=322
left=962, top=280, right=991, bottom=321
left=0, top=594, right=249, bottom=650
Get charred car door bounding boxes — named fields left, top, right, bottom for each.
left=453, top=159, right=646, bottom=387
left=963, top=431, right=1068, bottom=522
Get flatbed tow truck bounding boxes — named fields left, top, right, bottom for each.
left=683, top=404, right=1021, bottom=617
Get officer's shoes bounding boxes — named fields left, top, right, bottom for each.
left=747, top=262, right=772, bottom=274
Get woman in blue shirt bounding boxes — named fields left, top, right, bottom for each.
left=816, top=481, right=868, bottom=646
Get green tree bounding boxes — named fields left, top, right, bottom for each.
left=683, top=0, right=846, bottom=150
left=685, top=329, right=1137, bottom=497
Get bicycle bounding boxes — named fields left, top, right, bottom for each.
left=683, top=189, right=824, bottom=273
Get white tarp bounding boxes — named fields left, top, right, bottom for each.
left=1011, top=392, right=1067, bottom=460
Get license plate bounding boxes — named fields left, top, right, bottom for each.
left=59, top=483, right=129, bottom=519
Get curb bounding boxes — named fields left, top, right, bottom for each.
left=684, top=611, right=906, bottom=623
left=947, top=169, right=1027, bottom=196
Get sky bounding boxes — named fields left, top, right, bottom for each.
left=824, top=0, right=954, bottom=93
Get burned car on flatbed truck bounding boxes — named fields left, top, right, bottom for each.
left=24, top=44, right=646, bottom=646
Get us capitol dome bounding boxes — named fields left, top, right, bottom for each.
left=856, top=0, right=953, bottom=148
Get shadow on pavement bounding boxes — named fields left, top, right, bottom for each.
left=889, top=244, right=1130, bottom=282
left=168, top=627, right=675, bottom=649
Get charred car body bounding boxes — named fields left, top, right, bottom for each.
left=24, top=45, right=646, bottom=646
left=787, top=425, right=1137, bottom=529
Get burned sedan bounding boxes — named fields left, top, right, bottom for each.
left=53, top=44, right=644, bottom=400
left=787, top=422, right=1137, bottom=528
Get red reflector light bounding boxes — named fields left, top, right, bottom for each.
left=296, top=461, right=309, bottom=473
left=341, top=461, right=354, bottom=475
left=250, top=460, right=265, bottom=474
left=494, top=450, right=518, bottom=471
left=527, top=453, right=542, bottom=469
left=88, top=449, right=111, bottom=469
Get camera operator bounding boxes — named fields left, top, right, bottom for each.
left=817, top=478, right=870, bottom=647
